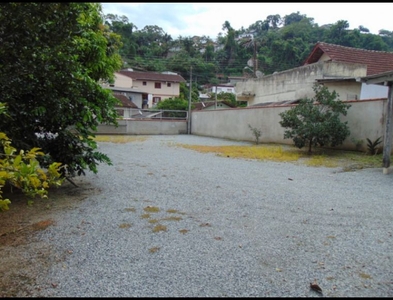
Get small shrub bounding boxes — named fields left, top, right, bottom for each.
left=366, top=136, right=382, bottom=155
left=279, top=84, right=351, bottom=153
left=248, top=124, right=262, bottom=145
left=351, top=137, right=364, bottom=151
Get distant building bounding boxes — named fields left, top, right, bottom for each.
left=103, top=69, right=186, bottom=108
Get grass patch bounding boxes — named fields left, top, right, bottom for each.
left=177, top=144, right=299, bottom=162
left=161, top=216, right=183, bottom=221
left=144, top=206, right=160, bottom=213
left=359, top=272, right=372, bottom=279
left=119, top=223, right=132, bottom=229
left=149, top=246, right=160, bottom=253
left=140, top=213, right=150, bottom=219
left=152, top=224, right=167, bottom=233
left=166, top=209, right=186, bottom=215
left=304, top=155, right=339, bottom=168
left=93, top=135, right=148, bottom=143
left=175, top=143, right=388, bottom=170
left=148, top=219, right=159, bottom=224
left=124, top=207, right=136, bottom=212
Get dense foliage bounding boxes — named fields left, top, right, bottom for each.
left=156, top=98, right=190, bottom=111
left=0, top=103, right=64, bottom=211
left=0, top=3, right=123, bottom=178
left=104, top=12, right=393, bottom=86
left=279, top=84, right=351, bottom=153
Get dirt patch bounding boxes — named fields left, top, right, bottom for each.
left=0, top=176, right=101, bottom=297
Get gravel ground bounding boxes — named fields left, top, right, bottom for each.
left=28, top=135, right=393, bottom=297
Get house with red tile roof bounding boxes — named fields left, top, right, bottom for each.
left=236, top=42, right=393, bottom=106
left=305, top=42, right=393, bottom=101
left=303, top=42, right=393, bottom=76
left=112, top=93, right=140, bottom=118
left=107, top=69, right=186, bottom=109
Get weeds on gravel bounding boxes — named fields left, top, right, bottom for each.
left=175, top=143, right=388, bottom=170
left=149, top=247, right=160, bottom=253
left=93, top=136, right=389, bottom=169
left=176, top=144, right=300, bottom=162
left=152, top=224, right=167, bottom=233
left=144, top=206, right=160, bottom=213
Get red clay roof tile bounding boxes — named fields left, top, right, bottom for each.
left=303, top=42, right=393, bottom=76
left=113, top=93, right=139, bottom=108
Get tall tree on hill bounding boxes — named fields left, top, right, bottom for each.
left=104, top=14, right=138, bottom=59
left=221, top=21, right=238, bottom=69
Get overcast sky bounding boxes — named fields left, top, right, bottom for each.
left=101, top=2, right=393, bottom=39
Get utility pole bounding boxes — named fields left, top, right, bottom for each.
left=253, top=39, right=257, bottom=78
left=215, top=83, right=217, bottom=109
left=383, top=83, right=393, bottom=173
left=187, top=66, right=192, bottom=134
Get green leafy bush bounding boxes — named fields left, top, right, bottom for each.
left=0, top=103, right=64, bottom=212
left=279, top=84, right=351, bottom=153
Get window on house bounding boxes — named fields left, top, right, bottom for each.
left=143, top=81, right=147, bottom=86
left=167, top=82, right=171, bottom=87
left=155, top=82, right=161, bottom=89
left=153, top=97, right=161, bottom=104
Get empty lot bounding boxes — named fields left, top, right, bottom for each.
left=1, top=135, right=392, bottom=297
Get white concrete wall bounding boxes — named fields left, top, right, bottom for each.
left=323, top=81, right=361, bottom=100
left=97, top=119, right=187, bottom=135
left=127, top=92, right=143, bottom=108
left=360, top=83, right=389, bottom=99
left=209, top=85, right=236, bottom=94
left=191, top=98, right=390, bottom=153
left=114, top=73, right=133, bottom=88
left=96, top=98, right=392, bottom=153
left=236, top=61, right=368, bottom=105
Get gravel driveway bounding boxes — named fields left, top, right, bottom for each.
left=28, top=135, right=393, bottom=297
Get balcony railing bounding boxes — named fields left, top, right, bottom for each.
left=116, top=108, right=188, bottom=120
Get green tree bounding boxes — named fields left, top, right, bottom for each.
left=283, top=11, right=309, bottom=26
left=379, top=29, right=393, bottom=49
left=221, top=21, right=238, bottom=69
left=155, top=97, right=193, bottom=119
left=265, top=14, right=282, bottom=29
left=102, top=6, right=393, bottom=82
left=104, top=14, right=138, bottom=59
left=326, top=20, right=353, bottom=46
left=156, top=97, right=191, bottom=110
left=0, top=3, right=123, bottom=178
left=178, top=82, right=199, bottom=102
left=133, top=25, right=172, bottom=59
left=279, top=84, right=351, bottom=153
left=217, top=92, right=237, bottom=106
